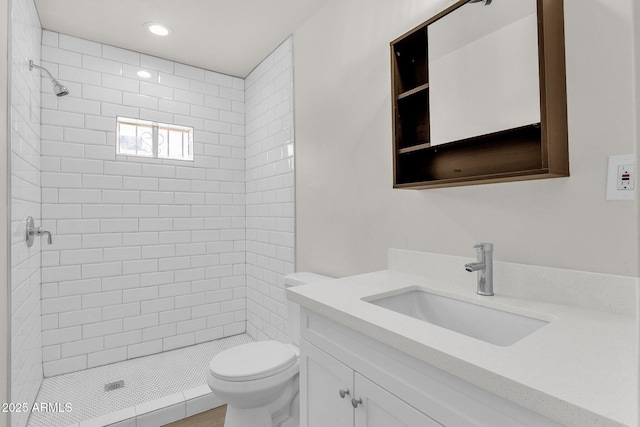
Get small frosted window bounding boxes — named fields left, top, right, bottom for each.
left=117, top=117, right=193, bottom=161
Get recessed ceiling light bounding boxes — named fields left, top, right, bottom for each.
left=137, top=70, right=152, bottom=79
left=145, top=22, right=171, bottom=36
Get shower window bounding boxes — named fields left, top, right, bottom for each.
left=116, top=117, right=194, bottom=161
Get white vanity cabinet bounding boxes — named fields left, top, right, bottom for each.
left=300, top=339, right=353, bottom=427
left=298, top=309, right=564, bottom=427
left=301, top=339, right=441, bottom=427
left=354, top=373, right=441, bottom=427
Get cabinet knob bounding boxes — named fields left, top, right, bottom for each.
left=351, top=397, right=363, bottom=408
left=338, top=388, right=350, bottom=399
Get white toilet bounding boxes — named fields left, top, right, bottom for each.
left=206, top=272, right=331, bottom=427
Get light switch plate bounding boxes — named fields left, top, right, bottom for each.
left=606, top=154, right=636, bottom=200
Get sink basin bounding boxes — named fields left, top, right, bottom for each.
left=366, top=290, right=549, bottom=346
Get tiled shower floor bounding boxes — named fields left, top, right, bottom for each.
left=28, top=334, right=254, bottom=427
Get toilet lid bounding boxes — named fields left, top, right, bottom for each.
left=209, top=341, right=297, bottom=382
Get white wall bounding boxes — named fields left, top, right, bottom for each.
left=39, top=32, right=246, bottom=376
left=1, top=0, right=10, bottom=425
left=9, top=0, right=42, bottom=425
left=634, top=0, right=640, bottom=420
left=294, top=0, right=639, bottom=278
left=245, top=38, right=296, bottom=342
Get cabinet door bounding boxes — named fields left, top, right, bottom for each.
left=354, top=374, right=442, bottom=427
left=300, top=340, right=354, bottom=427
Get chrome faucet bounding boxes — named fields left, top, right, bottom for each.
left=25, top=216, right=53, bottom=247
left=464, top=243, right=493, bottom=296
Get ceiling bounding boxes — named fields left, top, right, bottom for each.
left=33, top=0, right=328, bottom=77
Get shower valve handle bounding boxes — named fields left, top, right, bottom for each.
left=35, top=227, right=53, bottom=245
left=25, top=216, right=53, bottom=247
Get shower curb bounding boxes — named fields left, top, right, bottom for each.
left=63, top=384, right=224, bottom=427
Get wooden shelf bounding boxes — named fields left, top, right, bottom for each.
left=397, top=142, right=431, bottom=154
left=397, top=83, right=429, bottom=101
left=390, top=0, right=568, bottom=189
left=394, top=90, right=429, bottom=150
left=392, top=26, right=428, bottom=93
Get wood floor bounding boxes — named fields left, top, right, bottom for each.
left=164, top=405, right=226, bottom=427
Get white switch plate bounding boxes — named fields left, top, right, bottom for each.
left=606, top=154, right=636, bottom=200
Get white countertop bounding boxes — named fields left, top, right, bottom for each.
left=287, top=269, right=637, bottom=427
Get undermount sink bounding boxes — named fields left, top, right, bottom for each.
left=366, top=289, right=549, bottom=346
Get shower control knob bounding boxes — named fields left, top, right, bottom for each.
left=35, top=226, right=53, bottom=245
left=25, top=216, right=53, bottom=247
left=338, top=388, right=350, bottom=399
left=351, top=397, right=363, bottom=408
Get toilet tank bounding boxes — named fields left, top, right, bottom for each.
left=284, top=272, right=333, bottom=345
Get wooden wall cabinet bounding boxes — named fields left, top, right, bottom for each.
left=391, top=0, right=568, bottom=189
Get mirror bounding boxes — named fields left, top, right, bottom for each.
left=428, top=0, right=540, bottom=146
left=390, top=0, right=568, bottom=189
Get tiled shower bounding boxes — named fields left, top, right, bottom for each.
left=8, top=0, right=295, bottom=424
left=39, top=31, right=248, bottom=377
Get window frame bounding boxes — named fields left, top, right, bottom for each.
left=116, top=116, right=194, bottom=162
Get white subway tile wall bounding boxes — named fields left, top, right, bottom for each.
left=40, top=31, right=247, bottom=376
left=10, top=0, right=43, bottom=425
left=245, top=38, right=295, bottom=342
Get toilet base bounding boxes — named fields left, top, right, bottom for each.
left=223, top=376, right=299, bottom=427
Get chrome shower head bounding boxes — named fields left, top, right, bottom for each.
left=29, top=60, right=70, bottom=97
left=53, top=81, right=69, bottom=97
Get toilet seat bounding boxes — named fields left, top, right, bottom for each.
left=209, top=340, right=297, bottom=382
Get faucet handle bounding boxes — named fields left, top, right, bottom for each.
left=473, top=242, right=493, bottom=251
left=35, top=226, right=53, bottom=245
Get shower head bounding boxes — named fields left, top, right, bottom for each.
left=29, top=60, right=69, bottom=97
left=53, top=81, right=70, bottom=97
